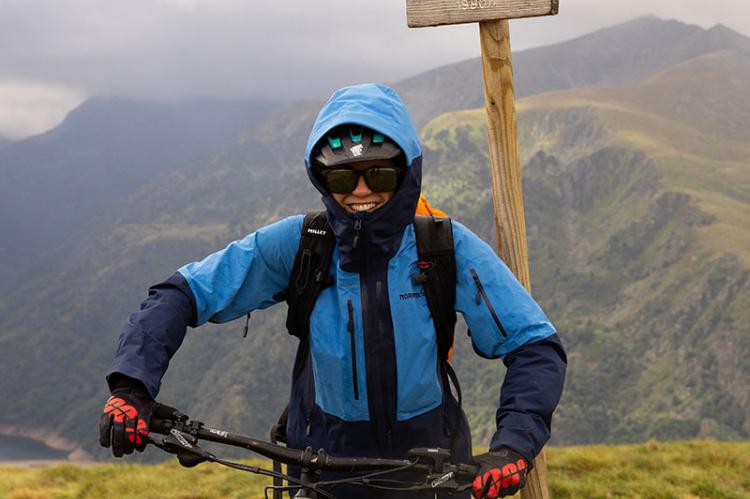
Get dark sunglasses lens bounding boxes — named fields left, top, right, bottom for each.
left=324, top=169, right=358, bottom=194
left=364, top=167, right=401, bottom=192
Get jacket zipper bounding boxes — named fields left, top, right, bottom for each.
left=306, top=350, right=313, bottom=436
left=470, top=268, right=508, bottom=337
left=346, top=299, right=359, bottom=400
left=376, top=280, right=394, bottom=450
left=353, top=218, right=363, bottom=249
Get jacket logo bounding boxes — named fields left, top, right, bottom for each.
left=400, top=289, right=426, bottom=300
left=306, top=228, right=327, bottom=236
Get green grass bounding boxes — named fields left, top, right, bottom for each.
left=0, top=459, right=271, bottom=499
left=2, top=441, right=749, bottom=498
left=547, top=441, right=750, bottom=499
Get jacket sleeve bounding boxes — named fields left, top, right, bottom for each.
left=108, top=215, right=303, bottom=398
left=490, top=334, right=566, bottom=463
left=452, top=221, right=566, bottom=463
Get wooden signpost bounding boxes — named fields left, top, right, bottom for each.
left=406, top=1, right=559, bottom=498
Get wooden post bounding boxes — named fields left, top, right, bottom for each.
left=480, top=18, right=549, bottom=499
left=406, top=2, right=559, bottom=498
left=480, top=19, right=530, bottom=287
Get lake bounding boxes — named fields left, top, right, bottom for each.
left=0, top=435, right=69, bottom=461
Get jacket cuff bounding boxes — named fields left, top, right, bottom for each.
left=106, top=372, right=150, bottom=395
left=489, top=411, right=548, bottom=465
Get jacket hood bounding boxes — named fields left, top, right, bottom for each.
left=304, top=84, right=423, bottom=271
left=305, top=84, right=422, bottom=168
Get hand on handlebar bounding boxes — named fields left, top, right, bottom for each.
left=99, top=386, right=154, bottom=457
left=472, top=447, right=528, bottom=498
left=127, top=408, right=481, bottom=497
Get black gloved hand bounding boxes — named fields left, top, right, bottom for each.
left=472, top=447, right=529, bottom=498
left=99, top=376, right=154, bottom=457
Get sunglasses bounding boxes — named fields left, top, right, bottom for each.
left=320, top=166, right=404, bottom=194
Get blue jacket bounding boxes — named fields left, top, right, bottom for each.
left=109, top=84, right=566, bottom=486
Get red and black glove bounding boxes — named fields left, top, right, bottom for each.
left=99, top=377, right=154, bottom=457
left=472, top=447, right=529, bottom=498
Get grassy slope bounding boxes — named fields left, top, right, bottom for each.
left=519, top=50, right=750, bottom=266
left=2, top=441, right=749, bottom=499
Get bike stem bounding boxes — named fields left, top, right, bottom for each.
left=294, top=446, right=322, bottom=499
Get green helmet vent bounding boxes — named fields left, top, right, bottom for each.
left=314, top=125, right=403, bottom=169
left=349, top=128, right=363, bottom=144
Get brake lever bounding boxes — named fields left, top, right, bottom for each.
left=148, top=427, right=215, bottom=468
left=407, top=447, right=478, bottom=492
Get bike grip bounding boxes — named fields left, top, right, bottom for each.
left=152, top=402, right=187, bottom=420
left=456, top=461, right=480, bottom=479
left=149, top=417, right=173, bottom=435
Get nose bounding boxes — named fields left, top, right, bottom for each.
left=351, top=173, right=372, bottom=196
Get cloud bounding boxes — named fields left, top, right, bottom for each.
left=0, top=0, right=747, bottom=138
left=0, top=80, right=84, bottom=139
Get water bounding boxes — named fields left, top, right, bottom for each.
left=0, top=434, right=69, bottom=461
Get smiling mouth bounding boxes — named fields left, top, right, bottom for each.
left=348, top=202, right=379, bottom=212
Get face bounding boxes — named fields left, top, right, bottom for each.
left=330, top=159, right=398, bottom=214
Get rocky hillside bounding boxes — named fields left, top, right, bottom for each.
left=422, top=49, right=750, bottom=444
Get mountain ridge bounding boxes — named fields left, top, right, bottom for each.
left=419, top=51, right=749, bottom=442
left=395, top=16, right=750, bottom=128
left=0, top=96, right=279, bottom=296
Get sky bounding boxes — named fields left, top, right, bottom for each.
left=0, top=0, right=748, bottom=140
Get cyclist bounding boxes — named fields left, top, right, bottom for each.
left=100, top=83, right=566, bottom=498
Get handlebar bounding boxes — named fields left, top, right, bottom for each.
left=147, top=405, right=479, bottom=498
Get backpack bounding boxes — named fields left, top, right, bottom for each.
left=283, top=211, right=458, bottom=362
left=269, top=211, right=461, bottom=496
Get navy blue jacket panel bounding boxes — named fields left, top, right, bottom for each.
left=491, top=333, right=567, bottom=463
left=109, top=272, right=195, bottom=398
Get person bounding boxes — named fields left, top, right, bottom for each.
left=99, top=83, right=566, bottom=498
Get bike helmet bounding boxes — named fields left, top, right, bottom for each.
left=312, top=125, right=404, bottom=169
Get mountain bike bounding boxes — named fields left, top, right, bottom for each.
left=147, top=403, right=479, bottom=499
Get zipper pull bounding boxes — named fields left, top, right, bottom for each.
left=242, top=312, right=251, bottom=338
left=352, top=218, right=363, bottom=249
left=471, top=269, right=482, bottom=305
left=347, top=300, right=355, bottom=333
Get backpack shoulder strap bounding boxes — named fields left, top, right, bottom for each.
left=413, top=215, right=457, bottom=363
left=284, top=211, right=336, bottom=341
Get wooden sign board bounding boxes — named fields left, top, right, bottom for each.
left=406, top=0, right=558, bottom=27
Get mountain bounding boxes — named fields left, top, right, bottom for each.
left=420, top=48, right=750, bottom=444
left=0, top=97, right=324, bottom=460
left=1, top=17, right=749, bottom=460
left=394, top=17, right=750, bottom=128
left=0, top=97, right=279, bottom=295
left=0, top=136, right=10, bottom=149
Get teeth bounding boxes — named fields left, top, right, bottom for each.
left=350, top=203, right=378, bottom=212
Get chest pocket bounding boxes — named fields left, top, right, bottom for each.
left=388, top=250, right=443, bottom=421
left=308, top=274, right=370, bottom=422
